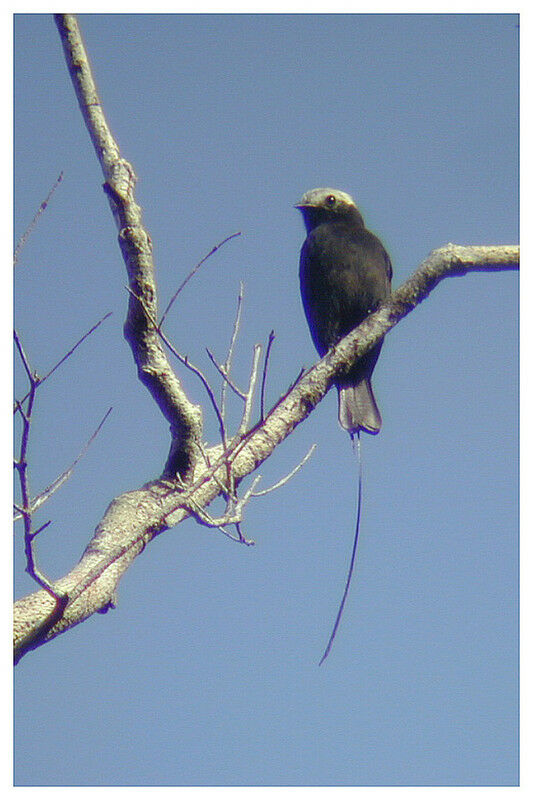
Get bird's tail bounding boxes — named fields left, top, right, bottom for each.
left=319, top=429, right=363, bottom=665
left=338, top=380, right=382, bottom=435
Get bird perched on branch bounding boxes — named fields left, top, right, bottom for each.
left=296, top=187, right=392, bottom=664
left=296, top=187, right=392, bottom=435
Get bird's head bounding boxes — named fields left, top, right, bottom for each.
left=295, top=188, right=364, bottom=233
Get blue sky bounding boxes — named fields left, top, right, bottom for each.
left=14, top=13, right=518, bottom=786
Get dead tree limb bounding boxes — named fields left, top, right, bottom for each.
left=13, top=240, right=518, bottom=663
left=54, top=13, right=203, bottom=479
left=13, top=14, right=519, bottom=663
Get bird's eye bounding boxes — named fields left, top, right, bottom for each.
left=325, top=195, right=336, bottom=207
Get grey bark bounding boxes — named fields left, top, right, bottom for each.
left=13, top=15, right=519, bottom=663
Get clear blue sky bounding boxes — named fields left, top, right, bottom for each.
left=14, top=13, right=518, bottom=786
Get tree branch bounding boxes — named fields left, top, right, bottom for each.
left=54, top=13, right=203, bottom=480
left=160, top=231, right=241, bottom=326
left=13, top=242, right=519, bottom=663
left=15, top=312, right=112, bottom=412
left=221, top=282, right=245, bottom=423
left=13, top=407, right=113, bottom=521
left=13, top=14, right=518, bottom=665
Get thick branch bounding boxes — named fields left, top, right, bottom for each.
left=13, top=243, right=518, bottom=662
left=54, top=13, right=203, bottom=478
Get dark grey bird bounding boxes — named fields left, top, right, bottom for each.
left=296, top=188, right=392, bottom=435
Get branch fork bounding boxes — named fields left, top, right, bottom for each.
left=13, top=14, right=519, bottom=663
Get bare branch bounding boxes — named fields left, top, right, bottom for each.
left=31, top=521, right=53, bottom=538
left=13, top=407, right=113, bottom=521
left=221, top=282, right=244, bottom=421
left=237, top=475, right=263, bottom=507
left=54, top=13, right=203, bottom=480
left=11, top=15, right=515, bottom=666
left=159, top=232, right=241, bottom=327
left=125, top=285, right=228, bottom=454
left=234, top=523, right=255, bottom=547
left=39, top=312, right=113, bottom=388
left=15, top=308, right=113, bottom=599
left=14, top=171, right=63, bottom=267
left=185, top=500, right=244, bottom=543
left=14, top=334, right=36, bottom=515
left=193, top=440, right=232, bottom=499
left=14, top=336, right=67, bottom=605
left=14, top=312, right=114, bottom=538
left=205, top=347, right=246, bottom=400
left=260, top=330, right=276, bottom=421
left=186, top=475, right=261, bottom=543
left=15, top=312, right=113, bottom=412
left=23, top=520, right=57, bottom=595
left=238, top=344, right=262, bottom=436
left=251, top=444, right=317, bottom=497
left=13, top=330, right=35, bottom=385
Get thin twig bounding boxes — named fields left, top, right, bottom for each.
left=176, top=352, right=227, bottom=448
left=23, top=540, right=66, bottom=603
left=234, top=522, right=255, bottom=546
left=221, top=282, right=244, bottom=422
left=237, top=475, right=262, bottom=506
left=161, top=365, right=313, bottom=527
left=14, top=172, right=64, bottom=267
left=194, top=439, right=212, bottom=469
left=251, top=444, right=317, bottom=497
left=128, top=284, right=238, bottom=496
left=287, top=367, right=306, bottom=394
left=14, top=312, right=112, bottom=600
left=14, top=336, right=67, bottom=603
left=126, top=285, right=229, bottom=453
left=30, top=520, right=52, bottom=538
left=260, top=330, right=275, bottom=421
left=160, top=232, right=241, bottom=327
left=13, top=407, right=113, bottom=521
left=185, top=475, right=261, bottom=545
left=238, top=344, right=262, bottom=436
left=193, top=440, right=231, bottom=495
left=185, top=497, right=246, bottom=544
left=205, top=348, right=246, bottom=399
left=14, top=312, right=113, bottom=412
left=13, top=334, right=36, bottom=511
left=40, top=312, right=113, bottom=385
left=13, top=330, right=35, bottom=384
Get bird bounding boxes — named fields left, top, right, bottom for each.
left=296, top=187, right=392, bottom=435
left=296, top=187, right=393, bottom=664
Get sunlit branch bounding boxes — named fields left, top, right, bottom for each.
left=238, top=344, right=262, bottom=436
left=251, top=444, right=317, bottom=497
left=221, top=282, right=244, bottom=422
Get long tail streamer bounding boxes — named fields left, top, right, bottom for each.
left=319, top=430, right=363, bottom=666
